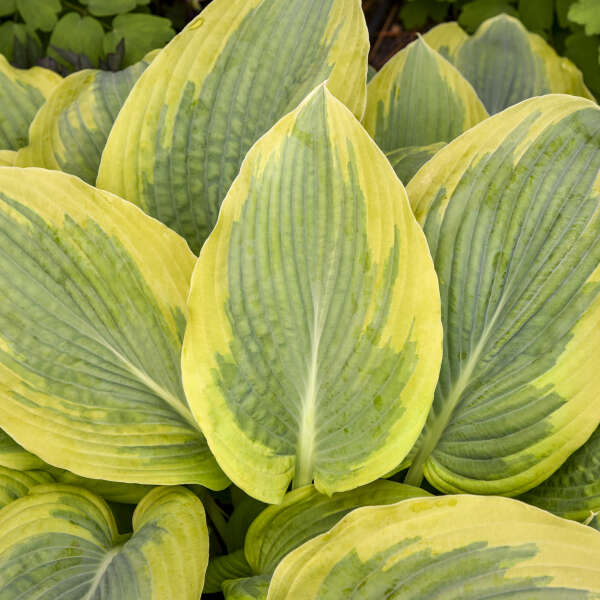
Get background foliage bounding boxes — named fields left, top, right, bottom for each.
left=1, top=0, right=598, bottom=96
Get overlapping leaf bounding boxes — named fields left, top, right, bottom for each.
left=0, top=168, right=227, bottom=488
left=425, top=14, right=595, bottom=114
left=363, top=38, right=488, bottom=153
left=521, top=426, right=600, bottom=521
left=0, top=55, right=60, bottom=150
left=405, top=95, right=600, bottom=495
left=0, top=465, right=52, bottom=508
left=97, top=0, right=369, bottom=253
left=268, top=495, right=600, bottom=598
left=0, top=485, right=209, bottom=599
left=245, top=481, right=428, bottom=575
left=385, top=143, right=445, bottom=184
left=182, top=85, right=442, bottom=502
left=0, top=429, right=45, bottom=470
left=16, top=55, right=152, bottom=184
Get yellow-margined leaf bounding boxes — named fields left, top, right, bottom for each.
left=97, top=0, right=368, bottom=253
left=0, top=465, right=53, bottom=508
left=521, top=426, right=600, bottom=521
left=405, top=95, right=600, bottom=495
left=363, top=38, right=488, bottom=152
left=15, top=55, right=152, bottom=184
left=385, top=142, right=445, bottom=185
left=0, top=168, right=227, bottom=489
left=0, top=56, right=60, bottom=150
left=0, top=485, right=209, bottom=599
left=0, top=150, right=16, bottom=166
left=425, top=15, right=595, bottom=114
left=182, top=85, right=442, bottom=503
left=268, top=495, right=600, bottom=598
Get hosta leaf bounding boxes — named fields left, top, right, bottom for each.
left=363, top=38, right=488, bottom=152
left=422, top=22, right=468, bottom=61
left=245, top=481, right=429, bottom=575
left=0, top=56, right=60, bottom=150
left=0, top=466, right=53, bottom=508
left=0, top=168, right=227, bottom=489
left=405, top=95, right=600, bottom=495
left=426, top=14, right=595, bottom=114
left=268, top=495, right=600, bottom=598
left=0, top=429, right=45, bottom=470
left=521, top=426, right=600, bottom=521
left=54, top=471, right=152, bottom=505
left=97, top=0, right=369, bottom=253
left=385, top=143, right=445, bottom=184
left=224, top=575, right=270, bottom=600
left=182, top=85, right=442, bottom=503
left=205, top=550, right=254, bottom=594
left=0, top=485, right=209, bottom=599
left=16, top=55, right=151, bottom=184
left=0, top=150, right=16, bottom=166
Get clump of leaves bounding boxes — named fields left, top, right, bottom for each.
left=391, top=0, right=600, bottom=98
left=0, top=1, right=600, bottom=598
left=0, top=0, right=176, bottom=73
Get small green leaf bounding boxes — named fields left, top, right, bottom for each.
left=105, top=13, right=175, bottom=66
left=16, top=0, right=61, bottom=32
left=0, top=22, right=41, bottom=64
left=0, top=0, right=16, bottom=17
left=568, top=0, right=600, bottom=34
left=82, top=0, right=137, bottom=16
left=458, top=0, right=518, bottom=31
left=48, top=13, right=105, bottom=68
left=518, top=0, right=553, bottom=32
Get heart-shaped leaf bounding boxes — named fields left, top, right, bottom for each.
left=0, top=485, right=209, bottom=599
left=0, top=168, right=227, bottom=489
left=182, top=85, right=442, bottom=502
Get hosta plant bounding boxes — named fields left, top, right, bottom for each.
left=0, top=1, right=599, bottom=598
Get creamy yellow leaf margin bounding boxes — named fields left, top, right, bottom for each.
left=97, top=0, right=369, bottom=253
left=0, top=168, right=227, bottom=488
left=0, top=56, right=61, bottom=151
left=16, top=55, right=151, bottom=184
left=425, top=15, right=594, bottom=114
left=0, top=485, right=209, bottom=599
left=0, top=150, right=16, bottom=166
left=405, top=95, right=600, bottom=495
left=422, top=22, right=468, bottom=61
left=363, top=37, right=488, bottom=152
left=268, top=495, right=600, bottom=599
left=182, top=85, right=442, bottom=503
